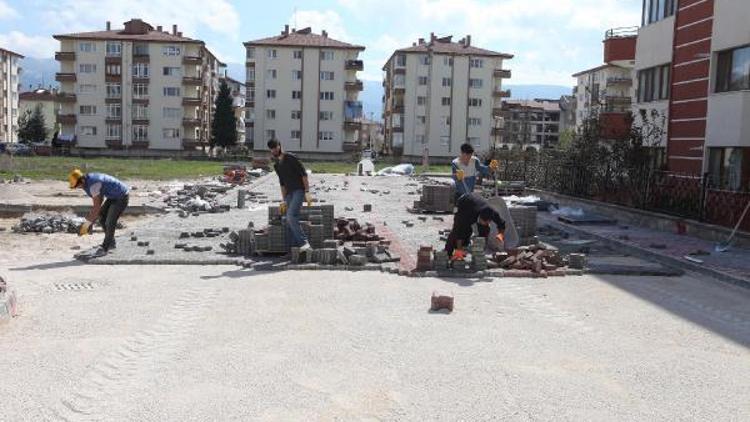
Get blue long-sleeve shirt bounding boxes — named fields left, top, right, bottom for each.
left=452, top=156, right=490, bottom=197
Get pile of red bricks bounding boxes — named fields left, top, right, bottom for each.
left=417, top=245, right=434, bottom=272
left=493, top=244, right=567, bottom=276
left=334, top=218, right=381, bottom=242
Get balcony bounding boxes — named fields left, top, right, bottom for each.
left=182, top=139, right=199, bottom=149
left=345, top=60, right=364, bottom=71
left=394, top=68, right=406, bottom=75
left=56, top=114, right=77, bottom=125
left=183, top=56, right=202, bottom=65
left=105, top=74, right=122, bottom=82
left=105, top=97, right=122, bottom=104
left=603, top=27, right=637, bottom=64
left=182, top=97, right=201, bottom=106
left=493, top=89, right=512, bottom=98
left=606, top=76, right=633, bottom=86
left=105, top=139, right=123, bottom=149
left=132, top=97, right=149, bottom=104
left=132, top=54, right=150, bottom=63
left=132, top=117, right=149, bottom=125
left=105, top=56, right=122, bottom=64
left=345, top=80, right=364, bottom=91
left=131, top=140, right=149, bottom=149
left=132, top=76, right=149, bottom=83
left=245, top=121, right=254, bottom=128
left=182, top=117, right=200, bottom=126
left=56, top=93, right=77, bottom=103
left=55, top=51, right=75, bottom=61
left=105, top=115, right=122, bottom=123
left=493, top=69, right=512, bottom=79
left=392, top=126, right=404, bottom=133
left=55, top=73, right=76, bottom=82
left=246, top=100, right=255, bottom=108
left=182, top=76, right=202, bottom=86
left=492, top=107, right=504, bottom=117
left=491, top=127, right=505, bottom=136
left=344, top=119, right=362, bottom=131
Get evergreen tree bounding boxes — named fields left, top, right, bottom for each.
left=17, top=104, right=47, bottom=144
left=211, top=80, right=237, bottom=149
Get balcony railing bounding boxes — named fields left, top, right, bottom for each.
left=105, top=139, right=123, bottom=149
left=182, top=97, right=201, bottom=106
left=57, top=93, right=77, bottom=103
left=56, top=114, right=77, bottom=124
left=55, top=73, right=76, bottom=82
left=182, top=139, right=199, bottom=149
left=345, top=80, right=364, bottom=91
left=605, top=26, right=639, bottom=39
left=182, top=76, right=202, bottom=85
left=55, top=52, right=75, bottom=61
left=344, top=119, right=362, bottom=131
left=183, top=56, right=202, bottom=65
left=392, top=104, right=404, bottom=113
left=493, top=89, right=512, bottom=98
left=131, top=140, right=149, bottom=149
left=493, top=69, right=512, bottom=79
left=345, top=60, right=364, bottom=71
left=606, top=77, right=633, bottom=86
left=182, top=117, right=200, bottom=126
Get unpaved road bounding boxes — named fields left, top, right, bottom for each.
left=1, top=256, right=748, bottom=420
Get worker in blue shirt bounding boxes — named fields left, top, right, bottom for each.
left=451, top=143, right=498, bottom=200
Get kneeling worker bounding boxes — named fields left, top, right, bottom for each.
left=445, top=193, right=506, bottom=260
left=68, top=169, right=130, bottom=253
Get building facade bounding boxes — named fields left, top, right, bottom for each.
left=222, top=76, right=247, bottom=146
left=53, top=19, right=224, bottom=155
left=0, top=48, right=23, bottom=143
left=244, top=26, right=365, bottom=159
left=499, top=99, right=562, bottom=150
left=382, top=34, right=512, bottom=161
left=19, top=89, right=62, bottom=140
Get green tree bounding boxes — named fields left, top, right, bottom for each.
left=17, top=104, right=47, bottom=144
left=210, top=80, right=237, bottom=149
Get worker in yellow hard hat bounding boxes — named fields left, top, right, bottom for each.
left=68, top=168, right=130, bottom=255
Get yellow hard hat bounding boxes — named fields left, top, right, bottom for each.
left=68, top=168, right=83, bottom=189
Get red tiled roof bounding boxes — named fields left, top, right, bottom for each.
left=396, top=41, right=513, bottom=58
left=244, top=28, right=364, bottom=50
left=54, top=26, right=200, bottom=44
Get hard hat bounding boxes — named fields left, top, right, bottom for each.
left=68, top=168, right=83, bottom=189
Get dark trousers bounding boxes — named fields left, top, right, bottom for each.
left=444, top=224, right=490, bottom=256
left=99, top=195, right=129, bottom=250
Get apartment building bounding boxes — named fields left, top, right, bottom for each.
left=53, top=18, right=224, bottom=155
left=382, top=34, right=512, bottom=161
left=244, top=26, right=365, bottom=159
left=0, top=48, right=23, bottom=143
left=19, top=88, right=62, bottom=139
left=222, top=76, right=247, bottom=145
left=499, top=99, right=562, bottom=150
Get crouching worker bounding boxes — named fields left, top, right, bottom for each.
left=445, top=193, right=506, bottom=261
left=68, top=169, right=130, bottom=254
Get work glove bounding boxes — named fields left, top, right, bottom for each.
left=496, top=232, right=505, bottom=244
left=451, top=249, right=466, bottom=261
left=279, top=202, right=287, bottom=215
left=489, top=159, right=499, bottom=172
left=455, top=169, right=465, bottom=181
left=78, top=220, right=93, bottom=236
left=305, top=192, right=313, bottom=207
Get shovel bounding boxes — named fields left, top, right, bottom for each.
left=715, top=199, right=750, bottom=253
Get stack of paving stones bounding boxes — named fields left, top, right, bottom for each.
left=413, top=184, right=455, bottom=213
left=509, top=206, right=538, bottom=244
left=494, top=244, right=568, bottom=276
left=334, top=218, right=380, bottom=242
left=417, top=245, right=434, bottom=272
left=220, top=223, right=257, bottom=257
left=256, top=205, right=334, bottom=253
left=286, top=238, right=400, bottom=270
left=165, top=184, right=232, bottom=216
left=568, top=253, right=586, bottom=270
left=12, top=213, right=87, bottom=234
left=470, top=237, right=488, bottom=271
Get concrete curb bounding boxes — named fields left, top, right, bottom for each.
left=548, top=219, right=750, bottom=290
left=0, top=290, right=18, bottom=324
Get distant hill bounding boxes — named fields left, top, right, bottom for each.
left=506, top=84, right=573, bottom=100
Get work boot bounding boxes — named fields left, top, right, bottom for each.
left=300, top=242, right=312, bottom=252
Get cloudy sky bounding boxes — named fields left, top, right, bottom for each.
left=0, top=0, right=642, bottom=86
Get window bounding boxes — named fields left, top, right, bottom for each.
left=132, top=104, right=148, bottom=119
left=163, top=87, right=181, bottom=97
left=637, top=64, right=670, bottom=102
left=469, top=117, right=482, bottom=126
left=418, top=76, right=428, bottom=85
left=396, top=54, right=406, bottom=67
left=163, top=128, right=180, bottom=139
left=81, top=126, right=97, bottom=135
left=105, top=64, right=121, bottom=77
left=441, top=97, right=451, bottom=106
left=470, top=58, right=483, bottom=68
left=442, top=78, right=451, bottom=87
left=163, top=67, right=181, bottom=76
left=266, top=109, right=276, bottom=119
left=246, top=48, right=255, bottom=59
left=79, top=42, right=95, bottom=53
left=266, top=89, right=276, bottom=99
left=292, top=90, right=302, bottom=99
left=417, top=96, right=427, bottom=106
left=320, top=71, right=335, bottom=81
left=292, top=70, right=302, bottom=80
left=291, top=130, right=301, bottom=139
left=133, top=84, right=148, bottom=99
left=319, top=111, right=333, bottom=121
left=469, top=78, right=483, bottom=88
left=267, top=49, right=277, bottom=59
left=419, top=55, right=430, bottom=65
left=134, top=44, right=149, bottom=56
left=642, top=0, right=676, bottom=26
left=162, top=46, right=181, bottom=56
left=320, top=91, right=334, bottom=100
left=267, top=69, right=277, bottom=79
left=79, top=105, right=97, bottom=115
left=106, top=124, right=121, bottom=139
left=293, top=50, right=303, bottom=59
left=78, top=84, right=97, bottom=94
left=417, top=116, right=426, bottom=125
left=319, top=131, right=334, bottom=141
left=133, top=125, right=148, bottom=141
left=79, top=64, right=96, bottom=73
left=444, top=57, right=453, bottom=67
left=133, top=63, right=149, bottom=78
left=163, top=107, right=181, bottom=118
left=291, top=110, right=301, bottom=120
left=247, top=69, right=256, bottom=81
left=106, top=42, right=121, bottom=57
left=708, top=147, right=748, bottom=191
left=265, top=129, right=275, bottom=140
left=468, top=98, right=483, bottom=107
left=106, top=103, right=121, bottom=118
left=106, top=83, right=121, bottom=98
left=320, top=51, right=334, bottom=60
left=716, top=45, right=750, bottom=92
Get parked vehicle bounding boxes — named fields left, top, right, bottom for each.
left=4, top=143, right=32, bottom=156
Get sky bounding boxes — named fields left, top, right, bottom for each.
left=0, top=0, right=642, bottom=86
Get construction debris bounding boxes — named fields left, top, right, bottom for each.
left=164, top=184, right=232, bottom=215
left=333, top=218, right=381, bottom=242
left=12, top=213, right=89, bottom=234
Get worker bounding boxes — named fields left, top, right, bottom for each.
left=451, top=143, right=499, bottom=200
left=268, top=139, right=312, bottom=252
left=445, top=193, right=506, bottom=260
left=68, top=169, right=130, bottom=254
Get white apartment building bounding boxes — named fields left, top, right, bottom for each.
left=0, top=48, right=23, bottom=143
left=19, top=89, right=62, bottom=140
left=244, top=26, right=365, bottom=159
left=53, top=19, right=224, bottom=155
left=382, top=34, right=512, bottom=161
left=222, top=76, right=246, bottom=145
left=573, top=63, right=634, bottom=127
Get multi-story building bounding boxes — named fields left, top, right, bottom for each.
left=499, top=99, right=562, bottom=150
left=633, top=0, right=750, bottom=189
left=558, top=94, right=577, bottom=134
left=53, top=18, right=224, bottom=156
left=382, top=34, right=512, bottom=161
left=222, top=76, right=246, bottom=145
left=244, top=26, right=365, bottom=159
left=358, top=118, right=384, bottom=153
left=0, top=48, right=23, bottom=143
left=19, top=88, right=62, bottom=140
